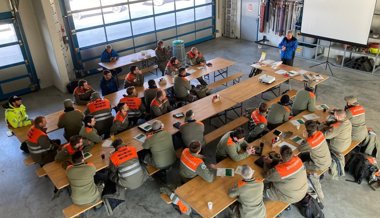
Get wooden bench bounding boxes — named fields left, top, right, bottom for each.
left=117, top=64, right=158, bottom=81
left=207, top=72, right=243, bottom=90
left=24, top=156, right=35, bottom=166
left=146, top=164, right=160, bottom=176
left=160, top=193, right=173, bottom=204
left=265, top=200, right=290, bottom=218
left=204, top=116, right=249, bottom=144
left=36, top=167, right=47, bottom=178
left=63, top=199, right=103, bottom=218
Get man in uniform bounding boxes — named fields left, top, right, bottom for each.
left=180, top=110, right=205, bottom=147
left=344, top=95, right=367, bottom=142
left=84, top=92, right=113, bottom=137
left=3, top=95, right=32, bottom=128
left=109, top=139, right=148, bottom=190
left=101, top=44, right=119, bottom=63
left=144, top=80, right=159, bottom=110
left=100, top=70, right=118, bottom=96
left=324, top=109, right=352, bottom=154
left=119, top=86, right=145, bottom=124
left=58, top=99, right=84, bottom=141
left=165, top=57, right=181, bottom=76
left=150, top=89, right=172, bottom=117
left=124, top=66, right=144, bottom=88
left=278, top=30, right=298, bottom=66
left=55, top=135, right=92, bottom=162
left=110, top=103, right=129, bottom=136
left=66, top=151, right=101, bottom=206
left=142, top=120, right=176, bottom=169
left=186, top=47, right=208, bottom=86
left=180, top=141, right=215, bottom=183
left=298, top=120, right=332, bottom=172
left=216, top=128, right=255, bottom=162
left=247, top=103, right=269, bottom=142
left=73, top=79, right=95, bottom=105
left=79, top=115, right=103, bottom=145
left=155, top=40, right=171, bottom=76
left=160, top=187, right=192, bottom=217
left=264, top=145, right=308, bottom=204
left=174, top=68, right=192, bottom=100
left=26, top=116, right=60, bottom=165
left=292, top=82, right=316, bottom=116
left=228, top=165, right=266, bottom=218
left=267, top=95, right=291, bottom=129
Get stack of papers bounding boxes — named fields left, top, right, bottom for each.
left=290, top=119, right=305, bottom=126
left=302, top=113, right=320, bottom=121
left=102, top=139, right=113, bottom=148
left=316, top=104, right=329, bottom=111
left=291, top=135, right=305, bottom=145
left=134, top=133, right=146, bottom=143
left=275, top=69, right=288, bottom=75
left=288, top=71, right=299, bottom=77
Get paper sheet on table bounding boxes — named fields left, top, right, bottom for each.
left=102, top=139, right=113, bottom=148
left=217, top=168, right=234, bottom=177
left=186, top=69, right=196, bottom=74
left=235, top=166, right=243, bottom=175
left=316, top=104, right=329, bottom=110
left=314, top=74, right=324, bottom=80
left=303, top=113, right=320, bottom=120
left=291, top=135, right=304, bottom=145
left=290, top=119, right=305, bottom=126
left=298, top=69, right=308, bottom=75
left=275, top=69, right=288, bottom=75
left=134, top=133, right=146, bottom=143
left=251, top=64, right=262, bottom=68
left=277, top=141, right=297, bottom=151
left=262, top=59, right=275, bottom=65
left=288, top=70, right=299, bottom=77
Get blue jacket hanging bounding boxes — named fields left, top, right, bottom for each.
left=278, top=37, right=298, bottom=60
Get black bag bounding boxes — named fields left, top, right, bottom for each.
left=345, top=152, right=379, bottom=184
left=20, top=141, right=29, bottom=153
left=66, top=80, right=78, bottom=94
left=296, top=194, right=325, bottom=218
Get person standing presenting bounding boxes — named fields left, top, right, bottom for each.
left=278, top=31, right=298, bottom=66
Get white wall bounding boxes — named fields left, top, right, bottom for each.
left=18, top=0, right=55, bottom=89
left=0, top=0, right=10, bottom=12
left=215, top=0, right=224, bottom=37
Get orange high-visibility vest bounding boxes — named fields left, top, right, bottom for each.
left=251, top=109, right=267, bottom=125
left=110, top=146, right=138, bottom=167
left=348, top=105, right=365, bottom=117
left=180, top=148, right=203, bottom=172
left=275, top=156, right=304, bottom=179
left=307, top=131, right=325, bottom=150
left=27, top=126, right=46, bottom=144
left=120, top=97, right=141, bottom=110
left=87, top=99, right=111, bottom=113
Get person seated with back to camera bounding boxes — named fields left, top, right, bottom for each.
left=124, top=66, right=144, bottom=89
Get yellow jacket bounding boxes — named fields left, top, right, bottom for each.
left=4, top=103, right=32, bottom=128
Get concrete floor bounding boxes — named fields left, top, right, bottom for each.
left=1, top=37, right=380, bottom=218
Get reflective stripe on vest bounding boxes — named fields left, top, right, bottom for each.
left=110, top=146, right=141, bottom=178
left=275, top=156, right=304, bottom=179
left=120, top=97, right=141, bottom=110
left=251, top=109, right=267, bottom=125
left=180, top=148, right=203, bottom=172
left=307, top=131, right=325, bottom=150
left=349, top=105, right=365, bottom=117
left=87, top=99, right=111, bottom=114
left=27, top=126, right=46, bottom=144
left=28, top=145, right=53, bottom=154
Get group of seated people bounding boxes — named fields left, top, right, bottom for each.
left=4, top=42, right=379, bottom=218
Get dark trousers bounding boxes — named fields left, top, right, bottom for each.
left=281, top=58, right=294, bottom=66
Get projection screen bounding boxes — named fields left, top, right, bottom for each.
left=301, top=0, right=377, bottom=45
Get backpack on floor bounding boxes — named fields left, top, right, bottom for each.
left=66, top=80, right=78, bottom=94
left=345, top=152, right=379, bottom=184
left=296, top=193, right=325, bottom=218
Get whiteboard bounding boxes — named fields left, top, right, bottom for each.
left=301, top=0, right=376, bottom=45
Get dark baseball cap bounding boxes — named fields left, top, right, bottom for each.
left=9, top=96, right=22, bottom=103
